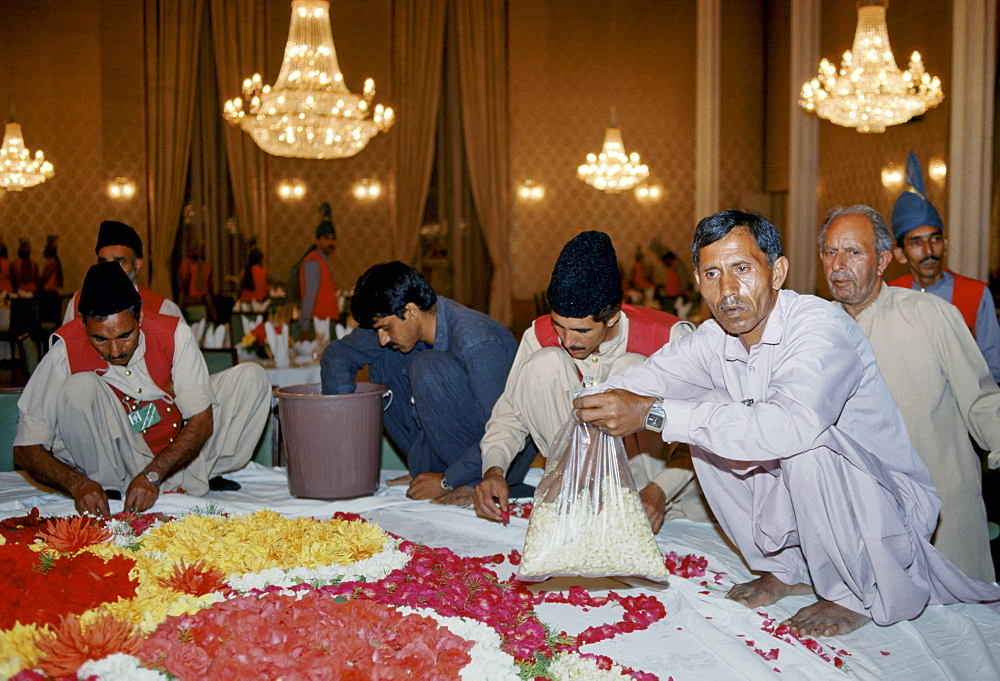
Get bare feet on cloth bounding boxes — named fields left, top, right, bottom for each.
left=726, top=573, right=813, bottom=608
left=727, top=573, right=869, bottom=637
left=387, top=474, right=413, bottom=486
left=431, top=486, right=475, bottom=506
left=782, top=599, right=870, bottom=637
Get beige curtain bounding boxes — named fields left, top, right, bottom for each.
left=453, top=1, right=512, bottom=325
left=209, top=0, right=268, bottom=247
left=144, top=0, right=204, bottom=294
left=392, top=0, right=447, bottom=264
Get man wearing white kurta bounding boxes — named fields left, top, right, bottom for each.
left=15, top=262, right=270, bottom=515
left=821, top=204, right=998, bottom=582
left=575, top=210, right=1000, bottom=639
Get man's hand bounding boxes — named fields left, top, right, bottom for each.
left=573, top=389, right=657, bottom=437
left=124, top=474, right=160, bottom=513
left=432, top=486, right=475, bottom=506
left=71, top=479, right=112, bottom=516
left=407, top=472, right=446, bottom=500
left=474, top=467, right=508, bottom=521
left=639, top=481, right=667, bottom=534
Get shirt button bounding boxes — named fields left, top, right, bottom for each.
left=165, top=407, right=171, bottom=412
left=137, top=388, right=142, bottom=394
left=125, top=370, right=131, bottom=376
left=749, top=366, right=756, bottom=373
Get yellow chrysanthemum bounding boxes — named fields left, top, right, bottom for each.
left=0, top=622, right=50, bottom=677
left=140, top=511, right=387, bottom=575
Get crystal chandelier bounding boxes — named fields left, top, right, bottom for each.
left=223, top=0, right=394, bottom=159
left=799, top=0, right=942, bottom=133
left=0, top=120, right=54, bottom=191
left=577, top=112, right=649, bottom=193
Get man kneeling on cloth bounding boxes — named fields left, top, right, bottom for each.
left=575, top=210, right=1000, bottom=637
left=14, top=261, right=270, bottom=515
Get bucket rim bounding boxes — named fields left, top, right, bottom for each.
left=275, top=382, right=389, bottom=398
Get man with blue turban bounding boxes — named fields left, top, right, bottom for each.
left=888, top=151, right=1000, bottom=382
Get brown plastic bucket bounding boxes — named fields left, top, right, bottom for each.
left=275, top=382, right=391, bottom=499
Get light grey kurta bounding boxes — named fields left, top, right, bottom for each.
left=15, top=322, right=270, bottom=496
left=593, top=290, right=1000, bottom=624
left=852, top=283, right=998, bottom=582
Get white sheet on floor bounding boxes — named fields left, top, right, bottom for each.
left=0, top=464, right=997, bottom=681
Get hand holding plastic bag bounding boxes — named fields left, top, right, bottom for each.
left=518, top=418, right=669, bottom=582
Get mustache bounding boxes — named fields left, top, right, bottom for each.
left=920, top=256, right=940, bottom=265
left=828, top=272, right=854, bottom=283
left=717, top=295, right=746, bottom=311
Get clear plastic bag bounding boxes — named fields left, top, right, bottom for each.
left=518, top=418, right=670, bottom=582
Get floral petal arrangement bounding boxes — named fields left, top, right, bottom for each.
left=0, top=508, right=668, bottom=680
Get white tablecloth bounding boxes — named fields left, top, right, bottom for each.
left=1, top=465, right=997, bottom=681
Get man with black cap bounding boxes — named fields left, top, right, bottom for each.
left=321, top=261, right=527, bottom=504
left=298, top=203, right=340, bottom=341
left=63, top=220, right=183, bottom=323
left=475, top=231, right=702, bottom=532
left=888, top=151, right=1000, bottom=383
left=14, top=262, right=271, bottom=515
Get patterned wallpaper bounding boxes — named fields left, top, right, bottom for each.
left=508, top=0, right=700, bottom=299
left=0, top=0, right=147, bottom=294
left=0, top=0, right=982, bottom=311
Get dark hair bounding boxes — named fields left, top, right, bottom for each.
left=351, top=261, right=437, bottom=329
left=241, top=248, right=264, bottom=292
left=17, top=239, right=30, bottom=259
left=691, top=210, right=783, bottom=269
left=0, top=242, right=7, bottom=259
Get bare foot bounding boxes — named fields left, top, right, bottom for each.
left=782, top=599, right=870, bottom=637
left=726, top=573, right=813, bottom=609
left=387, top=474, right=412, bottom=487
left=431, top=486, right=475, bottom=506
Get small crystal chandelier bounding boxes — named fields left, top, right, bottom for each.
left=577, top=110, right=649, bottom=193
left=0, top=120, right=54, bottom=191
left=223, top=0, right=394, bottom=159
left=799, top=0, right=942, bottom=133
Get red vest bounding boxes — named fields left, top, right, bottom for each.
left=888, top=269, right=985, bottom=337
left=57, top=312, right=182, bottom=455
left=181, top=259, right=212, bottom=297
left=72, top=286, right=169, bottom=320
left=299, top=250, right=340, bottom=319
left=533, top=304, right=681, bottom=357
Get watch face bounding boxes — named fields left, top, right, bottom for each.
left=647, top=413, right=665, bottom=429
left=145, top=471, right=160, bottom=486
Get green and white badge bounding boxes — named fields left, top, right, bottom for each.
left=128, top=403, right=161, bottom=433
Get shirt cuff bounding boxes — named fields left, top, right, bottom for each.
left=13, top=413, right=55, bottom=450
left=481, top=450, right=511, bottom=476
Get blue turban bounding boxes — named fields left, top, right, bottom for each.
left=547, top=231, right=623, bottom=318
left=891, top=150, right=944, bottom=242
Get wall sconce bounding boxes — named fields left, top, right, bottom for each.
left=880, top=164, right=903, bottom=189
left=634, top=182, right=662, bottom=203
left=517, top=180, right=544, bottom=201
left=928, top=159, right=947, bottom=181
left=278, top=178, right=306, bottom=200
left=353, top=178, right=382, bottom=200
left=107, top=177, right=136, bottom=200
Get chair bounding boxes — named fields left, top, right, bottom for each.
left=200, top=348, right=238, bottom=375
left=0, top=387, right=23, bottom=471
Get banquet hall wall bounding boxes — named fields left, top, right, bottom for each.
left=0, top=0, right=972, bottom=310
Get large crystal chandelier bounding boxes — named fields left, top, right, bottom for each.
left=799, top=0, right=942, bottom=133
left=577, top=111, right=649, bottom=193
left=223, top=0, right=394, bottom=159
left=0, top=120, right=54, bottom=191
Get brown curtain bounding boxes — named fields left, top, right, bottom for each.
left=453, top=0, right=512, bottom=325
left=392, top=0, right=448, bottom=264
left=144, top=0, right=204, bottom=294
left=209, top=0, right=268, bottom=247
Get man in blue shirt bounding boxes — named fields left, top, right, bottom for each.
left=321, top=261, right=531, bottom=504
